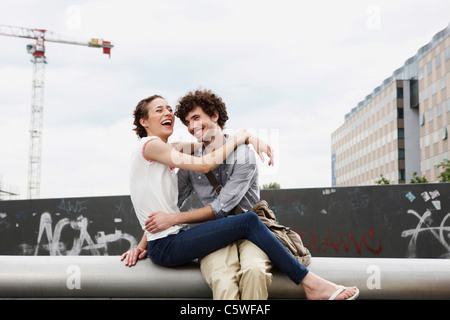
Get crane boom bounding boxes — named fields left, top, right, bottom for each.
left=0, top=24, right=113, bottom=57
left=0, top=24, right=113, bottom=199
left=0, top=24, right=45, bottom=40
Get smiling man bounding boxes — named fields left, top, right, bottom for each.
left=173, top=89, right=273, bottom=300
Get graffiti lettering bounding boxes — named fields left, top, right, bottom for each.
left=299, top=228, right=382, bottom=255
left=401, top=210, right=450, bottom=258
left=57, top=199, right=88, bottom=215
left=34, top=212, right=137, bottom=256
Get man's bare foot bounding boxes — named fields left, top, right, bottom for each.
left=300, top=272, right=359, bottom=300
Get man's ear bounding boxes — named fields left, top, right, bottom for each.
left=212, top=111, right=219, bottom=124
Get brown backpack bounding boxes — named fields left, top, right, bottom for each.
left=250, top=200, right=311, bottom=266
left=205, top=172, right=312, bottom=266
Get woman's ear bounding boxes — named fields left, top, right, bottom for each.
left=140, top=118, right=148, bottom=128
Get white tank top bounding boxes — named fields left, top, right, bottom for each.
left=129, top=136, right=187, bottom=241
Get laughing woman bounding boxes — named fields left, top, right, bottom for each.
left=121, top=95, right=359, bottom=300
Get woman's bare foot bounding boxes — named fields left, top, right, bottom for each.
left=300, top=272, right=359, bottom=300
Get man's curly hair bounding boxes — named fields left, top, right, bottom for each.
left=175, top=89, right=228, bottom=129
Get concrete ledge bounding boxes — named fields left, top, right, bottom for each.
left=0, top=256, right=449, bottom=299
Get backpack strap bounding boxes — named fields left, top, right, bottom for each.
left=204, top=171, right=223, bottom=196
left=204, top=171, right=244, bottom=215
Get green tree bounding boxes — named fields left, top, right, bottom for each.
left=261, top=182, right=281, bottom=190
left=435, top=159, right=450, bottom=182
left=410, top=171, right=428, bottom=184
left=375, top=174, right=390, bottom=185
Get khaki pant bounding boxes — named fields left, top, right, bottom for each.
left=199, top=239, right=273, bottom=300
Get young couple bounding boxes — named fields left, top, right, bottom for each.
left=121, top=89, right=359, bottom=300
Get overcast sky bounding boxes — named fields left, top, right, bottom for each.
left=0, top=0, right=449, bottom=199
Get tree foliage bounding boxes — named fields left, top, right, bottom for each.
left=375, top=174, right=390, bottom=185
left=261, top=182, right=281, bottom=189
left=435, top=159, right=450, bottom=182
left=410, top=171, right=428, bottom=184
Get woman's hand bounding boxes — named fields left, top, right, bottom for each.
left=232, top=129, right=251, bottom=145
left=121, top=247, right=148, bottom=267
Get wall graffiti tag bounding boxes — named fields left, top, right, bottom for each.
left=0, top=196, right=139, bottom=256
left=299, top=227, right=383, bottom=255
left=258, top=183, right=450, bottom=259
left=401, top=189, right=450, bottom=258
left=34, top=212, right=137, bottom=255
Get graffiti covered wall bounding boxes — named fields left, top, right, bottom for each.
left=260, top=183, right=450, bottom=259
left=0, top=196, right=139, bottom=256
left=0, top=183, right=449, bottom=258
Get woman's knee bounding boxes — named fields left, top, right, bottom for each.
left=243, top=211, right=259, bottom=222
left=239, top=211, right=264, bottom=233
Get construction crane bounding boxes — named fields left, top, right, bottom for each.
left=0, top=24, right=113, bottom=199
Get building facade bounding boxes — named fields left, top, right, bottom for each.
left=332, top=23, right=449, bottom=186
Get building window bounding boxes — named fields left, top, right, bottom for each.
left=420, top=113, right=425, bottom=126
left=428, top=108, right=434, bottom=122
left=437, top=103, right=443, bottom=117
left=443, top=127, right=448, bottom=140
left=436, top=54, right=441, bottom=68
left=398, top=169, right=405, bottom=181
left=398, top=149, right=405, bottom=159
left=418, top=67, right=424, bottom=80
left=434, top=130, right=439, bottom=144
left=441, top=75, right=447, bottom=90
left=410, top=79, right=419, bottom=107
left=434, top=155, right=440, bottom=166
left=427, top=60, right=433, bottom=74
left=423, top=88, right=429, bottom=101
left=424, top=134, right=430, bottom=147
left=432, top=82, right=437, bottom=95
left=425, top=158, right=431, bottom=171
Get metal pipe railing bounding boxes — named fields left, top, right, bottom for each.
left=0, top=256, right=449, bottom=299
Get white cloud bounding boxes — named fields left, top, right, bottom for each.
left=0, top=0, right=449, bottom=198
left=39, top=118, right=136, bottom=198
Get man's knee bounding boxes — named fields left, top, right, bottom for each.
left=240, top=261, right=272, bottom=282
left=237, top=240, right=272, bottom=285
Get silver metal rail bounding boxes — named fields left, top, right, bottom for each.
left=0, top=256, right=449, bottom=299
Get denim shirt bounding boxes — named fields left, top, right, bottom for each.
left=177, top=141, right=260, bottom=220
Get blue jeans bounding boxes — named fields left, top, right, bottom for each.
left=148, top=211, right=309, bottom=285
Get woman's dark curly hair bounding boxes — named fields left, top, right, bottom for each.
left=175, top=89, right=228, bottom=129
left=133, top=94, right=163, bottom=138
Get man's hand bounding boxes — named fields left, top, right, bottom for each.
left=121, top=247, right=148, bottom=267
left=145, top=211, right=176, bottom=233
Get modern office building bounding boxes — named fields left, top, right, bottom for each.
left=331, top=23, right=449, bottom=186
